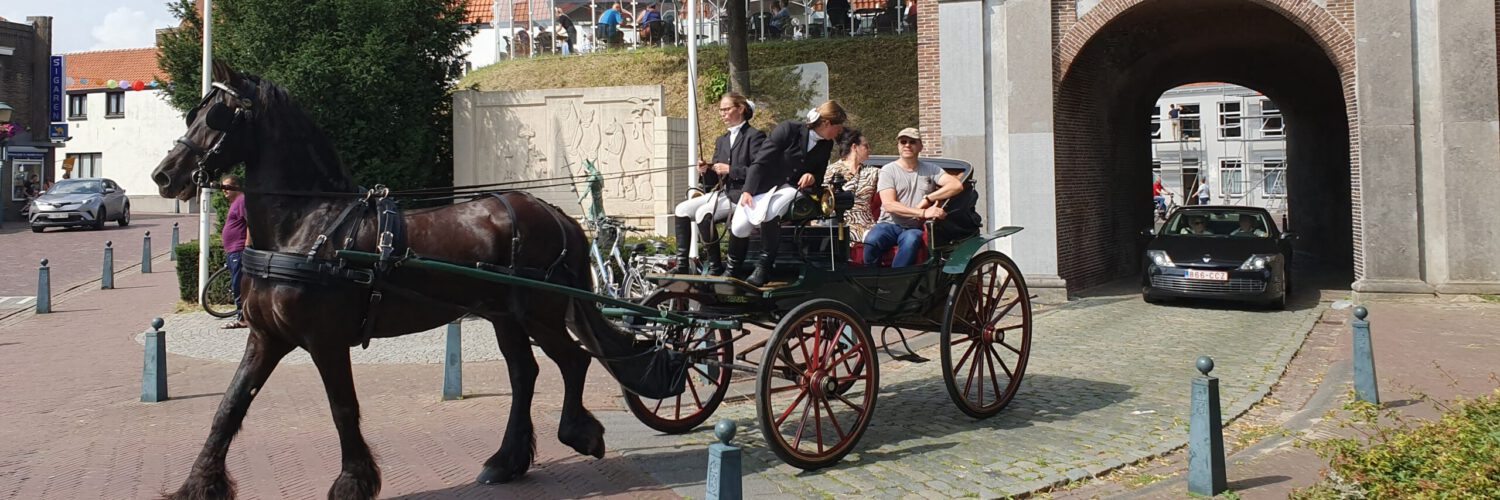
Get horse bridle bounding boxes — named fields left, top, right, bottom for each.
left=178, top=81, right=257, bottom=188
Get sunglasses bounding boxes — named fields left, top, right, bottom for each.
left=899, top=138, right=920, bottom=145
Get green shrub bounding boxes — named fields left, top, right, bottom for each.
left=1294, top=390, right=1500, bottom=499
left=174, top=240, right=228, bottom=302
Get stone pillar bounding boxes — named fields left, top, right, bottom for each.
left=1413, top=0, right=1500, bottom=293
left=1352, top=0, right=1429, bottom=293
left=653, top=116, right=690, bottom=236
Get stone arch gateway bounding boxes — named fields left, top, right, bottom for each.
left=920, top=0, right=1500, bottom=299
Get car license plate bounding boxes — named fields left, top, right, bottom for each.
left=47, top=213, right=69, bottom=220
left=1187, top=270, right=1228, bottom=281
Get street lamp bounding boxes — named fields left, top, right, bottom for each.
left=0, top=101, right=13, bottom=123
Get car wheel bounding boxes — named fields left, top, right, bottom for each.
left=118, top=204, right=130, bottom=227
left=31, top=226, right=44, bottom=233
left=93, top=208, right=107, bottom=230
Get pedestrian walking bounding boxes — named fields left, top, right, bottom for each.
left=220, top=175, right=249, bottom=329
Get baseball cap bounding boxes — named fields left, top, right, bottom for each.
left=897, top=127, right=922, bottom=141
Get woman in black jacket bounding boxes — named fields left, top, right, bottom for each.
left=672, top=92, right=765, bottom=275
left=730, top=100, right=847, bottom=286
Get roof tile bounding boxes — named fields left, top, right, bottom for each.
left=64, top=48, right=168, bottom=91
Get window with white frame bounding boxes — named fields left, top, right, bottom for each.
left=1218, top=101, right=1242, bottom=138
left=68, top=94, right=87, bottom=119
left=105, top=92, right=125, bottom=117
left=1220, top=159, right=1245, bottom=196
left=1180, top=104, right=1201, bottom=140
left=68, top=153, right=103, bottom=179
left=1150, top=106, right=1162, bottom=140
left=1262, top=159, right=1286, bottom=197
left=1259, top=99, right=1283, bottom=137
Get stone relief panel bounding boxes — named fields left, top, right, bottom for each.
left=453, top=86, right=667, bottom=224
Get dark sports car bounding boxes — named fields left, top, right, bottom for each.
left=1141, top=206, right=1294, bottom=309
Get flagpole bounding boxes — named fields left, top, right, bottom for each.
left=198, top=0, right=213, bottom=300
left=685, top=0, right=702, bottom=261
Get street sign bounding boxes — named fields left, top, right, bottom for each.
left=48, top=123, right=68, bottom=141
left=49, top=56, right=65, bottom=122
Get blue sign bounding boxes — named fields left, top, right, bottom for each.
left=48, top=123, right=68, bottom=141
left=49, top=56, right=65, bottom=122
left=4, top=151, right=45, bottom=161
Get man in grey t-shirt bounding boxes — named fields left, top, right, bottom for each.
left=862, top=127, right=964, bottom=267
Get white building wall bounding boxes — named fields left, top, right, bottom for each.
left=463, top=26, right=499, bottom=72
left=56, top=90, right=187, bottom=213
left=1150, top=84, right=1287, bottom=214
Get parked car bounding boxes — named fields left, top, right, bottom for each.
left=28, top=178, right=130, bottom=232
left=1141, top=206, right=1294, bottom=309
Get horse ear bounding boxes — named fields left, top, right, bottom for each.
left=211, top=60, right=240, bottom=85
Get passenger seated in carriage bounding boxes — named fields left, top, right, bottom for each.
left=672, top=92, right=766, bottom=275
left=861, top=128, right=965, bottom=268
left=732, top=101, right=847, bottom=286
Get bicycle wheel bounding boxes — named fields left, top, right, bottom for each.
left=201, top=266, right=240, bottom=318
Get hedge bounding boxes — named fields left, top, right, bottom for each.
left=174, top=240, right=228, bottom=303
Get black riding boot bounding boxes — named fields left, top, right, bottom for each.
left=725, top=236, right=751, bottom=279
left=747, top=219, right=781, bottom=287
left=672, top=216, right=694, bottom=274
left=700, top=219, right=726, bottom=275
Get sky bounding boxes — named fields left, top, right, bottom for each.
left=2, top=0, right=178, bottom=54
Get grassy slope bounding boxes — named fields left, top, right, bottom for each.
left=459, top=36, right=918, bottom=156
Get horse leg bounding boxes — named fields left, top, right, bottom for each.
left=307, top=346, right=380, bottom=499
left=531, top=315, right=606, bottom=459
left=170, top=330, right=294, bottom=500
left=476, top=317, right=539, bottom=484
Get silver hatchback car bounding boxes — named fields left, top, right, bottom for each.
left=28, top=178, right=131, bottom=232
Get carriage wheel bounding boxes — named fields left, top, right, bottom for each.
left=940, top=252, right=1033, bottom=419
left=622, top=292, right=733, bottom=434
left=756, top=299, right=878, bottom=470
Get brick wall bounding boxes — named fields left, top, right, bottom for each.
left=916, top=0, right=941, bottom=156
left=0, top=21, right=42, bottom=133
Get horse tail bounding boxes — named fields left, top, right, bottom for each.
left=566, top=300, right=687, bottom=399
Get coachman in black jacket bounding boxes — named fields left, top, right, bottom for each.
left=673, top=93, right=765, bottom=275
left=734, top=101, right=847, bottom=286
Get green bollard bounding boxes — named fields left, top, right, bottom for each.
left=706, top=420, right=742, bottom=500
left=443, top=319, right=463, bottom=400
left=141, top=231, right=152, bottom=274
left=36, top=259, right=51, bottom=314
left=1188, top=356, right=1227, bottom=497
left=1352, top=306, right=1379, bottom=404
left=101, top=241, right=114, bottom=289
left=142, top=318, right=168, bottom=402
left=170, top=223, right=179, bottom=261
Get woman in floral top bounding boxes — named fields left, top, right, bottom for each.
left=825, top=129, right=879, bottom=240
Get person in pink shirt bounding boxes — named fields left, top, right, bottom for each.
left=220, top=175, right=250, bottom=329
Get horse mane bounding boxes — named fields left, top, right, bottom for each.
left=244, top=74, right=359, bottom=193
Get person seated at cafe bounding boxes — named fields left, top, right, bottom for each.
left=1179, top=216, right=1212, bottom=235
left=1231, top=215, right=1267, bottom=237
left=862, top=128, right=964, bottom=268
left=769, top=1, right=792, bottom=37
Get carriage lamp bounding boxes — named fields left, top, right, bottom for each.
left=1238, top=254, right=1280, bottom=271
left=1147, top=250, right=1175, bottom=267
left=0, top=102, right=13, bottom=123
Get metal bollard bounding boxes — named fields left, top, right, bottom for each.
left=170, top=223, right=180, bottom=261
left=706, top=420, right=742, bottom=500
left=443, top=319, right=463, bottom=400
left=1352, top=306, right=1379, bottom=404
left=142, top=318, right=168, bottom=402
left=36, top=259, right=51, bottom=314
left=141, top=231, right=153, bottom=274
left=1188, top=356, right=1227, bottom=497
left=101, top=241, right=114, bottom=289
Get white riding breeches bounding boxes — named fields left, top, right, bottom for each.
left=675, top=192, right=734, bottom=224
left=730, top=184, right=798, bottom=238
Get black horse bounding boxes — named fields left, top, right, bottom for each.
left=151, top=62, right=679, bottom=499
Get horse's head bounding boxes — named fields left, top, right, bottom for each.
left=152, top=61, right=260, bottom=200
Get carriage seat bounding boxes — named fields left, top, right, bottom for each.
left=848, top=228, right=930, bottom=267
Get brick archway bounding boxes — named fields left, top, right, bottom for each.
left=1050, top=0, right=1360, bottom=291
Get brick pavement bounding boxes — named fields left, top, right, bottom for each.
left=606, top=291, right=1325, bottom=498
left=0, top=214, right=200, bottom=299
left=0, top=258, right=678, bottom=499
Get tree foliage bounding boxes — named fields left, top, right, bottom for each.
left=157, top=0, right=477, bottom=190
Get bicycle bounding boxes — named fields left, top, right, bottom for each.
left=201, top=264, right=240, bottom=318
left=578, top=159, right=676, bottom=300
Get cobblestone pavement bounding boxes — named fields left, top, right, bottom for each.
left=603, top=292, right=1325, bottom=498
left=0, top=213, right=199, bottom=298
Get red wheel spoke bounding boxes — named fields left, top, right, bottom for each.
left=954, top=337, right=980, bottom=375
left=652, top=396, right=664, bottom=414
left=980, top=275, right=1014, bottom=320
left=691, top=365, right=719, bottom=384
left=963, top=340, right=982, bottom=400
left=775, top=388, right=809, bottom=426
left=674, top=392, right=683, bottom=419
left=814, top=396, right=824, bottom=453
left=820, top=396, right=846, bottom=440
left=984, top=343, right=1003, bottom=405
left=687, top=374, right=704, bottom=410
left=769, top=383, right=804, bottom=394
left=828, top=344, right=865, bottom=369
left=831, top=391, right=865, bottom=414
left=990, top=296, right=1021, bottom=323
left=992, top=347, right=1016, bottom=379
left=792, top=392, right=815, bottom=449
left=949, top=332, right=979, bottom=345
left=999, top=339, right=1024, bottom=356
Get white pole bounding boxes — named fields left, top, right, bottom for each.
left=549, top=0, right=557, bottom=53
left=686, top=0, right=701, bottom=260
left=198, top=0, right=213, bottom=300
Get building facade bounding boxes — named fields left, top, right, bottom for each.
left=1150, top=83, right=1288, bottom=214
left=921, top=0, right=1500, bottom=297
left=58, top=48, right=188, bottom=213
left=0, top=16, right=57, bottom=224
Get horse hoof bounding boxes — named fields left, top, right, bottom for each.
left=476, top=465, right=526, bottom=485
left=559, top=417, right=606, bottom=459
